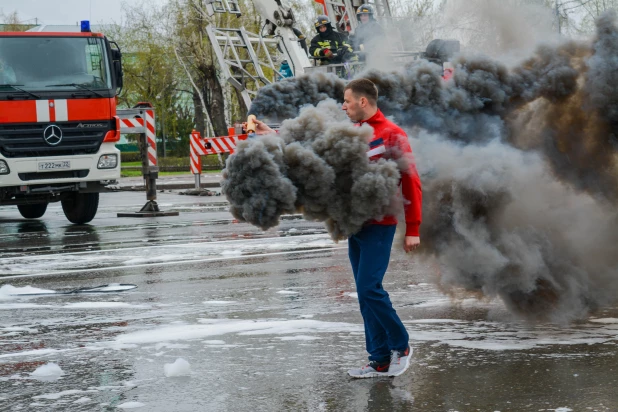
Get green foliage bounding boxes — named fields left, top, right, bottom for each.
left=120, top=152, right=142, bottom=162
left=121, top=154, right=223, bottom=167
left=0, top=10, right=33, bottom=31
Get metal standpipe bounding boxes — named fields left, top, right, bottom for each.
left=116, top=104, right=179, bottom=218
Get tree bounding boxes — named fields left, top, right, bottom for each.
left=567, top=0, right=618, bottom=34
left=105, top=2, right=194, bottom=156
left=0, top=10, right=31, bottom=32
left=170, top=0, right=269, bottom=137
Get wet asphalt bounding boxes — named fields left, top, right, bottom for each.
left=0, top=191, right=617, bottom=412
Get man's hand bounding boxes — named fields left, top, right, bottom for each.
left=324, top=49, right=334, bottom=59
left=242, top=118, right=274, bottom=135
left=403, top=236, right=420, bottom=253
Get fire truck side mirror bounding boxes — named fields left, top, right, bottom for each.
left=113, top=60, right=124, bottom=90
left=110, top=47, right=124, bottom=91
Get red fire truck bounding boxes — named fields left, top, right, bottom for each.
left=0, top=21, right=123, bottom=223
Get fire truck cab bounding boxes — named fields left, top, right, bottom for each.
left=0, top=21, right=123, bottom=224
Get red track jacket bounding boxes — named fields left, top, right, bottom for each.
left=361, top=110, right=422, bottom=236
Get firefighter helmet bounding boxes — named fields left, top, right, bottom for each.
left=356, top=4, right=375, bottom=21
left=314, top=15, right=332, bottom=31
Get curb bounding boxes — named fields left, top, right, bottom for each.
left=106, top=182, right=221, bottom=192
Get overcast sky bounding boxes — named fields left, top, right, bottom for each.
left=0, top=0, right=167, bottom=26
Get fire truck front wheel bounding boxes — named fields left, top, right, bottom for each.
left=17, top=203, right=48, bottom=219
left=62, top=192, right=99, bottom=224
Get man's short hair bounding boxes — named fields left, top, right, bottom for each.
left=344, top=78, right=378, bottom=104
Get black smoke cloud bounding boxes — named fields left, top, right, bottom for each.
left=222, top=100, right=403, bottom=241
left=229, top=11, right=618, bottom=321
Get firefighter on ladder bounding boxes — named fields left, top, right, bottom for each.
left=309, top=15, right=357, bottom=66
left=351, top=4, right=386, bottom=54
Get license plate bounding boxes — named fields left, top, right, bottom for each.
left=38, top=161, right=71, bottom=171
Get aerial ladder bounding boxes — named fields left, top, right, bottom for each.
left=190, top=0, right=458, bottom=178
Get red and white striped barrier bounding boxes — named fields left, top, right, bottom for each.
left=190, top=130, right=248, bottom=182
left=117, top=108, right=157, bottom=168
left=144, top=110, right=157, bottom=167
left=190, top=130, right=206, bottom=175
left=118, top=117, right=145, bottom=132
left=203, top=134, right=247, bottom=155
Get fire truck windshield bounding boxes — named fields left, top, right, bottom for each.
left=0, top=36, right=112, bottom=91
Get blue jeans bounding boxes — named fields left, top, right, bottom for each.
left=348, top=224, right=409, bottom=363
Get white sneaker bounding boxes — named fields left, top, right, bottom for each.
left=347, top=361, right=390, bottom=378
left=388, top=346, right=412, bottom=377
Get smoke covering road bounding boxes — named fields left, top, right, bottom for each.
left=224, top=11, right=618, bottom=321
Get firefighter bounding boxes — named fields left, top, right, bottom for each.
left=351, top=4, right=386, bottom=53
left=309, top=15, right=357, bottom=65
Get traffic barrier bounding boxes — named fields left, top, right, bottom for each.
left=190, top=129, right=248, bottom=189
left=145, top=109, right=157, bottom=168
left=116, top=103, right=177, bottom=218
left=190, top=130, right=205, bottom=175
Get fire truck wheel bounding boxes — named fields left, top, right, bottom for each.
left=61, top=192, right=99, bottom=224
left=17, top=203, right=48, bottom=219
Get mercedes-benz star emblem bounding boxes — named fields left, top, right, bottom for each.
left=43, top=125, right=63, bottom=146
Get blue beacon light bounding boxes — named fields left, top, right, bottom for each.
left=81, top=20, right=91, bottom=33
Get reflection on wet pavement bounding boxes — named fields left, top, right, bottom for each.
left=0, top=193, right=617, bottom=411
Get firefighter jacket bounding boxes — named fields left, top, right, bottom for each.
left=352, top=20, right=385, bottom=52
left=309, top=29, right=357, bottom=65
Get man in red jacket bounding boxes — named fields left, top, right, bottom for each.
left=342, top=78, right=422, bottom=378
left=247, top=79, right=422, bottom=378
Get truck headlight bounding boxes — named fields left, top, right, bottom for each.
left=0, top=160, right=9, bottom=175
left=97, top=154, right=118, bottom=169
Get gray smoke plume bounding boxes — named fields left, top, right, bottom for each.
left=223, top=100, right=403, bottom=241
left=415, top=133, right=618, bottom=322
left=251, top=41, right=581, bottom=142
left=248, top=72, right=345, bottom=122
left=230, top=12, right=618, bottom=321
left=221, top=134, right=296, bottom=229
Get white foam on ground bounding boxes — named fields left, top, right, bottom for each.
left=81, top=284, right=136, bottom=292
left=276, top=290, right=299, bottom=295
left=1, top=234, right=335, bottom=276
left=1, top=326, right=38, bottom=333
left=589, top=318, right=618, bottom=324
left=0, top=302, right=147, bottom=310
left=73, top=397, right=92, bottom=404
left=220, top=250, right=242, bottom=256
left=0, top=285, right=56, bottom=299
left=203, top=300, right=237, bottom=305
left=343, top=292, right=358, bottom=298
left=403, top=319, right=618, bottom=351
left=154, top=343, right=190, bottom=350
left=116, top=319, right=362, bottom=344
left=276, top=335, right=321, bottom=341
left=117, top=401, right=146, bottom=409
left=164, top=358, right=190, bottom=377
left=33, top=389, right=85, bottom=400
left=0, top=303, right=55, bottom=310
left=203, top=340, right=226, bottom=345
left=63, top=302, right=147, bottom=309
left=0, top=348, right=64, bottom=359
left=123, top=255, right=186, bottom=265
left=412, top=298, right=498, bottom=308
left=30, top=363, right=64, bottom=381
